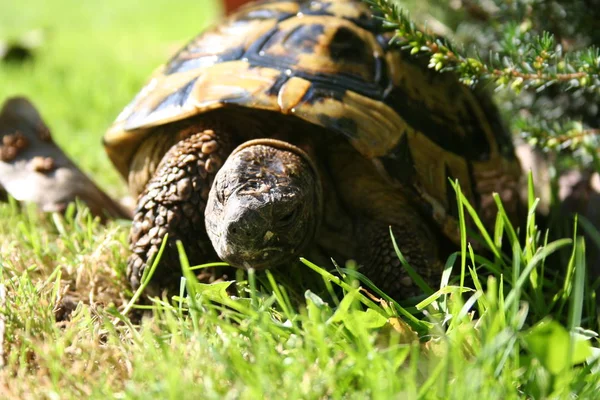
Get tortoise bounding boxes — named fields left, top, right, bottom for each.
left=102, top=0, right=522, bottom=298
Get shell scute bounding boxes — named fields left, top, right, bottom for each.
left=245, top=15, right=383, bottom=87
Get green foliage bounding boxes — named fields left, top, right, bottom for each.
left=2, top=178, right=598, bottom=397
left=367, top=0, right=600, bottom=89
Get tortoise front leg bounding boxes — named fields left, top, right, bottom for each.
left=357, top=215, right=444, bottom=300
left=128, top=129, right=231, bottom=290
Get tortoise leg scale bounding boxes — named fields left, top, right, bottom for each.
left=356, top=217, right=444, bottom=300
left=128, top=129, right=231, bottom=290
left=326, top=141, right=445, bottom=300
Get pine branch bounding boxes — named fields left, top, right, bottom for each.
left=365, top=0, right=600, bottom=92
left=516, top=118, right=600, bottom=152
left=515, top=115, right=600, bottom=171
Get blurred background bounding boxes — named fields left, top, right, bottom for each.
left=0, top=0, right=223, bottom=196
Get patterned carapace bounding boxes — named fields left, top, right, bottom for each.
left=104, top=0, right=521, bottom=243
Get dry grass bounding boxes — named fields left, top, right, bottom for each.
left=0, top=203, right=132, bottom=398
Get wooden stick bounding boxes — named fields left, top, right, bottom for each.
left=0, top=97, right=132, bottom=220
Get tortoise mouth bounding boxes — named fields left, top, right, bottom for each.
left=212, top=243, right=294, bottom=270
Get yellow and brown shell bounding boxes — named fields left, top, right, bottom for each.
left=103, top=0, right=521, bottom=242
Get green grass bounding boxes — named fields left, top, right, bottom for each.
left=1, top=1, right=600, bottom=398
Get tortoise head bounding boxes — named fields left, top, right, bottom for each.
left=205, top=139, right=322, bottom=270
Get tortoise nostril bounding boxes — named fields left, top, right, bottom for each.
left=228, top=226, right=253, bottom=238
left=281, top=211, right=293, bottom=223
left=278, top=207, right=298, bottom=226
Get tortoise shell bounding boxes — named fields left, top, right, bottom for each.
left=104, top=0, right=521, bottom=241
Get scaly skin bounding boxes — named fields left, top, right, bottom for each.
left=327, top=140, right=445, bottom=300
left=357, top=219, right=444, bottom=299
left=128, top=129, right=232, bottom=289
